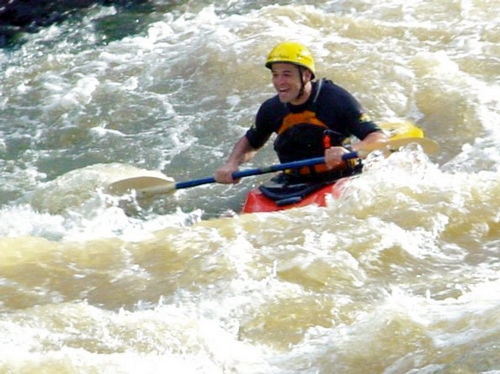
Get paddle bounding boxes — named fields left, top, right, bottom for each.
left=107, top=136, right=438, bottom=198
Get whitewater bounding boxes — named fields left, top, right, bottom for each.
left=0, top=1, right=499, bottom=373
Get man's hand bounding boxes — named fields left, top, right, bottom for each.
left=324, top=146, right=350, bottom=170
left=214, top=162, right=240, bottom=184
left=214, top=136, right=257, bottom=184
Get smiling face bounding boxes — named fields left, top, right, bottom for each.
left=271, top=63, right=312, bottom=105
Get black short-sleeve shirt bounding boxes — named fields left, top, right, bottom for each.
left=245, top=79, right=380, bottom=150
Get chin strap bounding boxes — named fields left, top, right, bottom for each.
left=296, top=66, right=306, bottom=100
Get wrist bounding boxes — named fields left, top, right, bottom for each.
left=343, top=144, right=353, bottom=152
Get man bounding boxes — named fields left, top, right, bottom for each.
left=215, top=42, right=387, bottom=185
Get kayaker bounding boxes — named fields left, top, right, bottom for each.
left=214, top=41, right=388, bottom=185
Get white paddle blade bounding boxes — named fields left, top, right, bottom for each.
left=107, top=176, right=176, bottom=197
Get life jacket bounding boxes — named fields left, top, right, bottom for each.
left=273, top=79, right=336, bottom=163
left=272, top=79, right=361, bottom=180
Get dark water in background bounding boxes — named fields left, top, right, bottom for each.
left=0, top=1, right=499, bottom=373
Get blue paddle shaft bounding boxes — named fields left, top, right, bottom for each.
left=174, top=152, right=357, bottom=190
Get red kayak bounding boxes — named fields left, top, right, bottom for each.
left=241, top=177, right=350, bottom=213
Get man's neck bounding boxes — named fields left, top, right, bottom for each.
left=290, top=81, right=313, bottom=106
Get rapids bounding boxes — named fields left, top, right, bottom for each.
left=0, top=1, right=499, bottom=373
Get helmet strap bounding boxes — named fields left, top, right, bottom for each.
left=296, top=66, right=305, bottom=100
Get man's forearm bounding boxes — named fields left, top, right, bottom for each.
left=225, top=136, right=257, bottom=166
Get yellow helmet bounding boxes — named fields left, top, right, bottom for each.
left=265, top=42, right=316, bottom=78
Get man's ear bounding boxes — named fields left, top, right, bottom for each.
left=302, top=68, right=313, bottom=82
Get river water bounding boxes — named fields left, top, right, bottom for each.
left=1, top=1, right=499, bottom=373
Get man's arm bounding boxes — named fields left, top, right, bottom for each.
left=325, top=130, right=387, bottom=170
left=351, top=130, right=388, bottom=153
left=214, top=136, right=258, bottom=184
